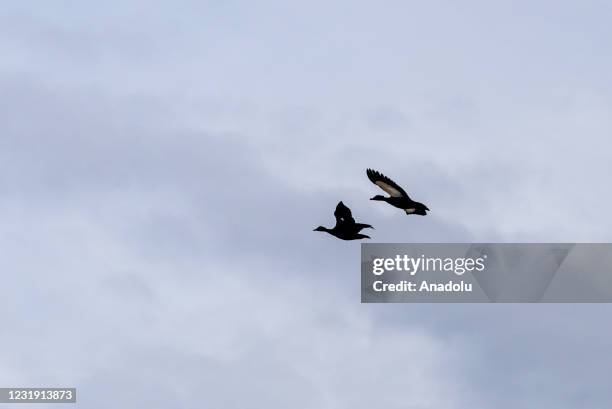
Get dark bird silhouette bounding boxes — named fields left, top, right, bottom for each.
left=314, top=201, right=373, bottom=240
left=366, top=168, right=429, bottom=215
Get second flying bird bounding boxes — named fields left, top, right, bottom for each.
left=366, top=169, right=429, bottom=216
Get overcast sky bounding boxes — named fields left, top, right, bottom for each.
left=1, top=1, right=612, bottom=408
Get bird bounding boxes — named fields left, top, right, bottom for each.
left=366, top=168, right=429, bottom=215
left=314, top=201, right=373, bottom=240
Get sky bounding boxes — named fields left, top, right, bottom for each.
left=1, top=1, right=612, bottom=408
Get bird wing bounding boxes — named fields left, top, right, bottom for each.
left=366, top=169, right=409, bottom=198
left=334, top=201, right=355, bottom=226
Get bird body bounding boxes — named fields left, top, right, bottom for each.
left=367, top=169, right=429, bottom=215
left=313, top=226, right=371, bottom=240
left=314, top=201, right=373, bottom=240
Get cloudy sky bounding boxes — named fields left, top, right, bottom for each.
left=1, top=1, right=612, bottom=408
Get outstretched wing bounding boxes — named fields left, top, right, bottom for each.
left=366, top=169, right=409, bottom=198
left=334, top=201, right=355, bottom=226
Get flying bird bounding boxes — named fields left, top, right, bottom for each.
left=366, top=168, right=429, bottom=215
left=314, top=201, right=373, bottom=240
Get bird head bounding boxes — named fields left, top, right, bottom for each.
left=370, top=195, right=386, bottom=201
left=313, top=226, right=327, bottom=232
